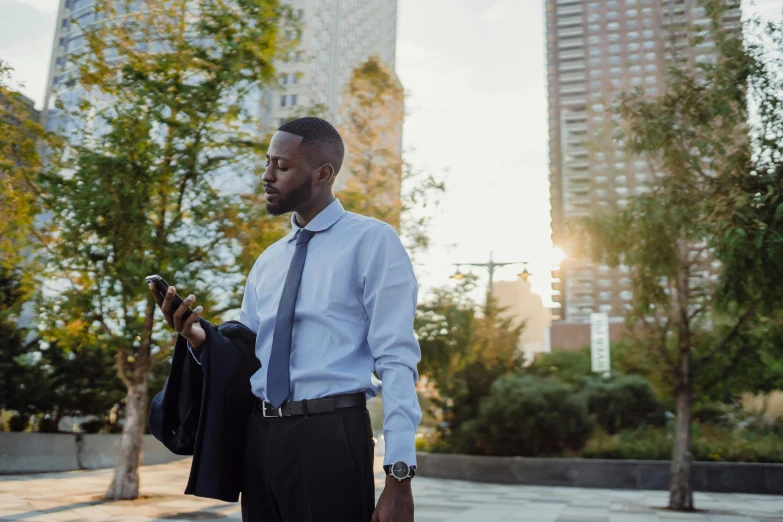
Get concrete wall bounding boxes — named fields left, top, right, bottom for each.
left=0, top=433, right=187, bottom=474
left=416, top=453, right=783, bottom=495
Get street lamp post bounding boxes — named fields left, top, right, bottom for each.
left=451, top=251, right=532, bottom=294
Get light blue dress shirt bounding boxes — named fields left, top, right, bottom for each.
left=190, top=198, right=422, bottom=466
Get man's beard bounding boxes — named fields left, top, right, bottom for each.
left=266, top=176, right=313, bottom=216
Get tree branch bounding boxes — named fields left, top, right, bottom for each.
left=695, top=298, right=761, bottom=366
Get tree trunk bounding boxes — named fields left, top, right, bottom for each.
left=669, top=347, right=693, bottom=510
left=105, top=380, right=148, bottom=500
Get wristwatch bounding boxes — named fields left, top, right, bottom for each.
left=384, top=461, right=416, bottom=481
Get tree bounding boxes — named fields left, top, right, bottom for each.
left=336, top=57, right=445, bottom=255
left=580, top=3, right=783, bottom=510
left=0, top=61, right=54, bottom=294
left=415, top=276, right=524, bottom=450
left=38, top=0, right=291, bottom=499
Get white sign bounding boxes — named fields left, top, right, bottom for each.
left=590, top=313, right=611, bottom=374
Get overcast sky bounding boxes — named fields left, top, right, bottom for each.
left=1, top=0, right=781, bottom=304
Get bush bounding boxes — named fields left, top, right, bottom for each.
left=583, top=425, right=783, bottom=463
left=579, top=375, right=665, bottom=434
left=37, top=416, right=59, bottom=433
left=456, top=374, right=594, bottom=456
left=583, top=427, right=672, bottom=460
left=526, top=348, right=591, bottom=385
left=80, top=419, right=106, bottom=434
left=7, top=414, right=29, bottom=432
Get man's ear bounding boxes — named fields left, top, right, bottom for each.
left=317, top=163, right=336, bottom=184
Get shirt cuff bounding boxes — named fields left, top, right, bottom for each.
left=383, top=431, right=417, bottom=467
left=186, top=341, right=203, bottom=366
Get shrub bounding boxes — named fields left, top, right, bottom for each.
left=456, top=374, right=594, bottom=456
left=526, top=348, right=591, bottom=385
left=579, top=375, right=665, bottom=434
left=583, top=427, right=672, bottom=460
left=80, top=419, right=106, bottom=434
left=7, top=414, right=29, bottom=432
left=583, top=424, right=783, bottom=463
left=37, top=416, right=59, bottom=433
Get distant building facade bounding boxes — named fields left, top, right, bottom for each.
left=545, top=0, right=741, bottom=342
left=492, top=278, right=553, bottom=364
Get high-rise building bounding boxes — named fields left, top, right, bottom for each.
left=43, top=0, right=400, bottom=134
left=266, top=0, right=399, bottom=130
left=545, top=0, right=740, bottom=334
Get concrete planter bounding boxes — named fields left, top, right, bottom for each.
left=0, top=432, right=186, bottom=474
left=415, top=452, right=783, bottom=494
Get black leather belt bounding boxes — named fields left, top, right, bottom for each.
left=253, top=392, right=366, bottom=418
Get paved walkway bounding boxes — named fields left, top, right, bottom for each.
left=1, top=458, right=782, bottom=521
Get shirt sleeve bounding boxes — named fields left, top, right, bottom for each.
left=239, top=256, right=262, bottom=335
left=359, top=223, right=422, bottom=466
left=186, top=257, right=262, bottom=366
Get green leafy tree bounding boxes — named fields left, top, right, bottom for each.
left=415, top=276, right=524, bottom=449
left=580, top=5, right=783, bottom=510
left=38, top=0, right=291, bottom=499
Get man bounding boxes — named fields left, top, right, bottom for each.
left=149, top=117, right=421, bottom=522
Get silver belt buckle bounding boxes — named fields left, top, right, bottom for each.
left=262, top=403, right=284, bottom=418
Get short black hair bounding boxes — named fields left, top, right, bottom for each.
left=278, top=117, right=345, bottom=175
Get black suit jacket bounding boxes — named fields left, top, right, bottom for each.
left=149, top=318, right=259, bottom=502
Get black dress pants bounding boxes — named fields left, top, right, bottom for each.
left=241, top=404, right=376, bottom=522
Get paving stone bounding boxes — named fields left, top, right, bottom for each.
left=1, top=459, right=783, bottom=521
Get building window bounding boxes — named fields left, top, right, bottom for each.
left=626, top=9, right=638, bottom=16
left=590, top=81, right=602, bottom=90
left=589, top=23, right=601, bottom=32
left=644, top=52, right=656, bottom=61
left=599, top=278, right=612, bottom=287
left=643, top=29, right=654, bottom=38
left=645, top=76, right=656, bottom=84
left=589, top=57, right=602, bottom=66
left=628, top=31, right=640, bottom=39
left=607, top=11, right=619, bottom=19
left=609, top=67, right=622, bottom=75
left=643, top=41, right=655, bottom=49
left=608, top=22, right=620, bottom=30
left=628, top=53, right=640, bottom=62
left=646, top=87, right=658, bottom=95
left=630, top=77, right=642, bottom=86
left=588, top=35, right=601, bottom=44
left=609, top=56, right=622, bottom=64
left=588, top=13, right=600, bottom=21
left=628, top=42, right=641, bottom=51
left=608, top=44, right=621, bottom=54
left=589, top=47, right=602, bottom=56
left=644, top=63, right=657, bottom=72
left=588, top=2, right=599, bottom=8
left=629, top=65, right=641, bottom=73
left=599, top=304, right=613, bottom=313
left=290, top=94, right=298, bottom=106
left=608, top=33, right=620, bottom=42
left=590, top=69, right=603, bottom=77
left=628, top=20, right=639, bottom=29
left=281, top=95, right=287, bottom=107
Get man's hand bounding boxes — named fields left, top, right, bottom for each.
left=148, top=284, right=206, bottom=351
left=372, top=476, right=413, bottom=522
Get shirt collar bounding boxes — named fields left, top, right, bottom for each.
left=287, top=198, right=345, bottom=241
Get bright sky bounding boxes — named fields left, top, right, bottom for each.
left=1, top=0, right=781, bottom=306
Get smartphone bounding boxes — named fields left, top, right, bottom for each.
left=145, top=274, right=193, bottom=322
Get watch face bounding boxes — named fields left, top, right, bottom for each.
left=391, top=461, right=409, bottom=479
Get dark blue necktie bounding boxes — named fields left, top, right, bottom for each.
left=267, top=228, right=315, bottom=408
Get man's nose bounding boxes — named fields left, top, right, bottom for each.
left=262, top=166, right=274, bottom=183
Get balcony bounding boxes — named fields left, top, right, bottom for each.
left=557, top=5, right=583, bottom=16
left=557, top=16, right=583, bottom=27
